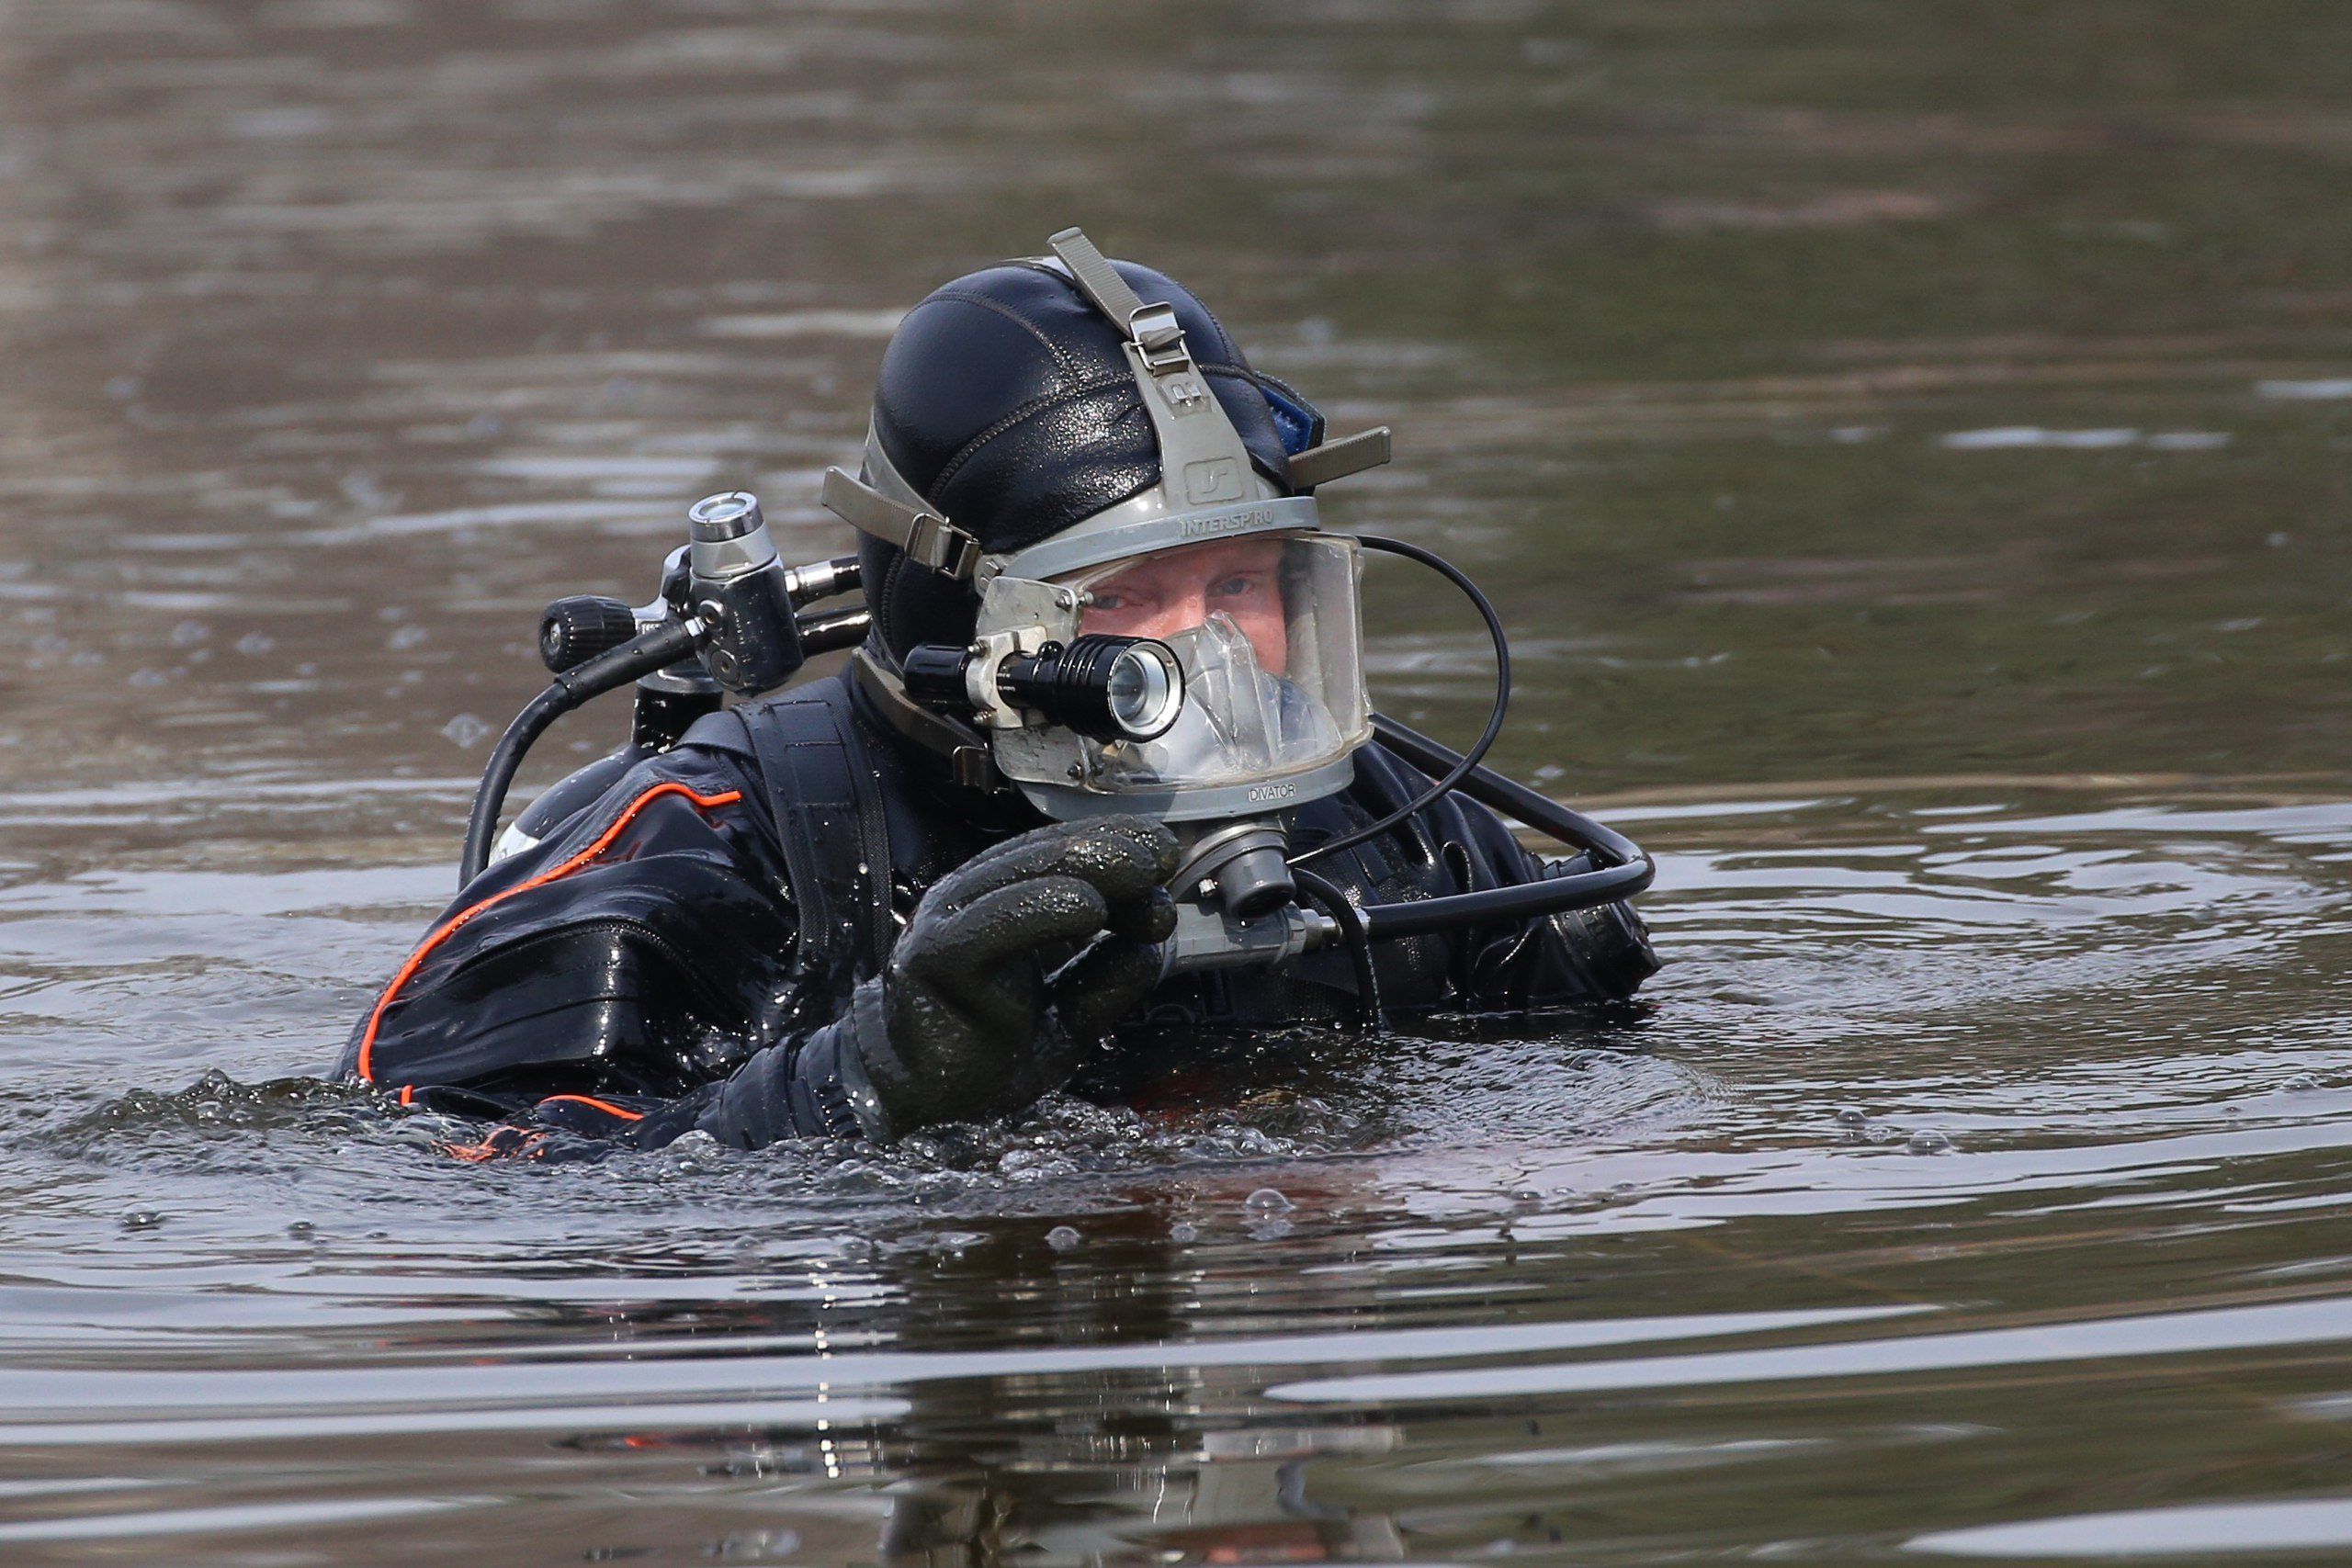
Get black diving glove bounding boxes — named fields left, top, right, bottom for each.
left=810, top=815, right=1179, bottom=1141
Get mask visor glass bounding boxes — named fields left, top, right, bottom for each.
left=1001, top=532, right=1367, bottom=795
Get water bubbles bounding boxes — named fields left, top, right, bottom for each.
left=2284, top=1073, right=2323, bottom=1092
left=168, top=619, right=209, bottom=648
left=1045, top=1224, right=1080, bottom=1251
left=656, top=1130, right=722, bottom=1170
left=441, top=713, right=492, bottom=748
left=1835, top=1107, right=1868, bottom=1128
left=1244, top=1187, right=1294, bottom=1213
left=120, top=1209, right=163, bottom=1230
left=387, top=624, right=428, bottom=651
left=1907, top=1129, right=1953, bottom=1156
left=1169, top=1222, right=1199, bottom=1243
left=287, top=1220, right=316, bottom=1238
left=1001, top=1146, right=1076, bottom=1182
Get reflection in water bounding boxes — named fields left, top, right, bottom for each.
left=1911, top=1496, right=2352, bottom=1560
left=1, top=786, right=2347, bottom=1561
left=2, top=0, right=2352, bottom=1562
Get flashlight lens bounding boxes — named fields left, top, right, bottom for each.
left=900, top=634, right=1188, bottom=745
left=999, top=635, right=1186, bottom=744
left=1104, top=643, right=1182, bottom=740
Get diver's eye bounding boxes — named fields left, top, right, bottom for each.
left=1210, top=572, right=1271, bottom=599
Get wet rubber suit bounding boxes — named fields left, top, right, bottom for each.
left=335, top=249, right=1658, bottom=1153
left=339, top=682, right=1656, bottom=1154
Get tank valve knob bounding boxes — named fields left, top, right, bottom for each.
left=539, top=595, right=641, bottom=673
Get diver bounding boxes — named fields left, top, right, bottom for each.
left=335, top=229, right=1660, bottom=1154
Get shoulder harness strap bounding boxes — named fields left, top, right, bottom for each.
left=724, top=682, right=897, bottom=987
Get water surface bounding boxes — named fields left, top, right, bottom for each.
left=1, top=2, right=2349, bottom=1562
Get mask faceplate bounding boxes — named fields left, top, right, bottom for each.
left=980, top=531, right=1369, bottom=821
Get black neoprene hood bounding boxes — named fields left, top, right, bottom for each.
left=857, top=255, right=1325, bottom=665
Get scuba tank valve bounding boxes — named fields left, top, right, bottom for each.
left=683, top=491, right=804, bottom=695
left=456, top=491, right=867, bottom=886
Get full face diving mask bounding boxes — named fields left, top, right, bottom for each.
left=820, top=228, right=1391, bottom=824
left=892, top=527, right=1370, bottom=820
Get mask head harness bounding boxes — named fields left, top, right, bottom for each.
left=456, top=229, right=1652, bottom=1010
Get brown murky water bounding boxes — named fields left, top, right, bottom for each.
left=3, top=2, right=2351, bottom=1562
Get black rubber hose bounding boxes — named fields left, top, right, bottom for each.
left=1371, top=715, right=1646, bottom=870
left=458, top=619, right=701, bottom=886
left=1342, top=713, right=1655, bottom=942
left=795, top=605, right=871, bottom=656
left=1353, top=860, right=1652, bottom=942
left=1290, top=534, right=1510, bottom=869
left=1292, top=864, right=1384, bottom=1031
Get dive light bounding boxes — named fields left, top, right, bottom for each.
left=900, top=634, right=1186, bottom=745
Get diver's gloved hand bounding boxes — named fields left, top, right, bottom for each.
left=822, top=815, right=1179, bottom=1140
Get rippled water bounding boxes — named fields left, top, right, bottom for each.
left=4, top=2, right=2351, bottom=1562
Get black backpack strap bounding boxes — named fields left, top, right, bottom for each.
left=720, top=682, right=896, bottom=988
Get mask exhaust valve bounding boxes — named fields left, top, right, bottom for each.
left=1175, top=820, right=1296, bottom=923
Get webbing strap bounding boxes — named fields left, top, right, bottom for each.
left=849, top=650, right=1005, bottom=792
left=1049, top=227, right=1189, bottom=369
left=819, top=467, right=979, bottom=581
left=1288, top=426, right=1393, bottom=489
left=731, top=687, right=896, bottom=985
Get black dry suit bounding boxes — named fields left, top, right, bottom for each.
left=337, top=254, right=1659, bottom=1154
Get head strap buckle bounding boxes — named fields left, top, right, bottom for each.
left=1049, top=227, right=1194, bottom=374
left=1126, top=300, right=1190, bottom=372
left=820, top=467, right=980, bottom=581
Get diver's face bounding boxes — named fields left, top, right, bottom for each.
left=1077, top=537, right=1289, bottom=674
